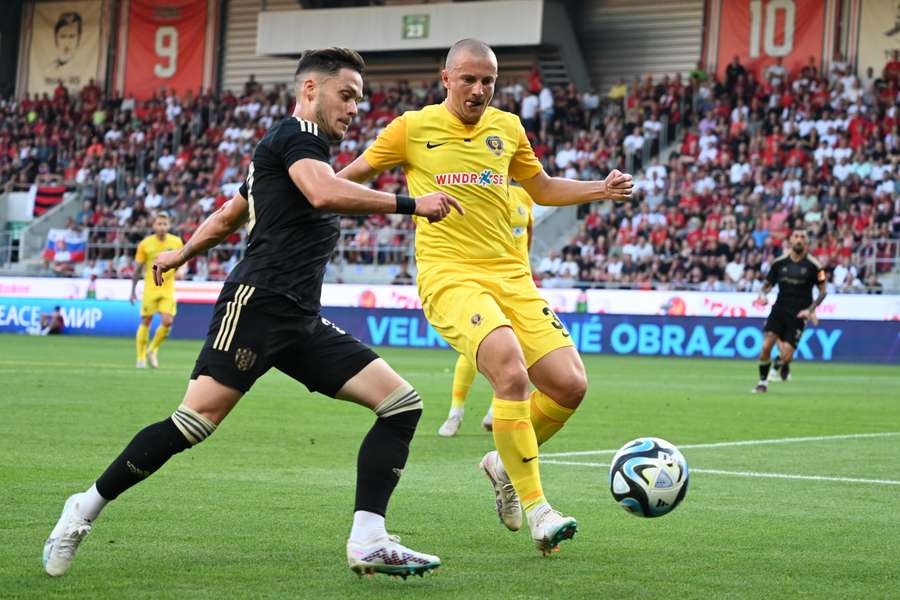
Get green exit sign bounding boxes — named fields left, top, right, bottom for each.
left=402, top=14, right=429, bottom=40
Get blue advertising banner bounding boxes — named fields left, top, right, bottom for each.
left=2, top=299, right=899, bottom=364
left=0, top=298, right=213, bottom=339
left=319, top=308, right=900, bottom=364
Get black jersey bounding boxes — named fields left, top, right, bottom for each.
left=766, top=253, right=825, bottom=314
left=227, top=117, right=336, bottom=314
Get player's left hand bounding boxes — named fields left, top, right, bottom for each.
left=152, top=250, right=183, bottom=287
left=797, top=309, right=818, bottom=326
left=601, top=169, right=634, bottom=201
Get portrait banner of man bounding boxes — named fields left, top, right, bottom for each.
left=27, top=1, right=102, bottom=96
left=856, top=0, right=900, bottom=80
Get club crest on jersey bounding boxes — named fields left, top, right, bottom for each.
left=234, top=348, right=257, bottom=371
left=434, top=170, right=505, bottom=187
left=471, top=313, right=482, bottom=326
left=485, top=135, right=504, bottom=156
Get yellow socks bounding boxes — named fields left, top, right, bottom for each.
left=136, top=324, right=150, bottom=361
left=530, top=390, right=575, bottom=445
left=148, top=324, right=171, bottom=353
left=491, top=397, right=545, bottom=511
left=451, top=354, right=477, bottom=409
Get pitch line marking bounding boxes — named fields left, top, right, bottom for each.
left=541, top=459, right=900, bottom=486
left=541, top=432, right=900, bottom=458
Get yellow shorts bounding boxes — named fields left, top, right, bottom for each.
left=141, top=292, right=177, bottom=317
left=419, top=265, right=573, bottom=368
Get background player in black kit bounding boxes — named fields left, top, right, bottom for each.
left=43, top=48, right=462, bottom=579
left=753, top=229, right=827, bottom=393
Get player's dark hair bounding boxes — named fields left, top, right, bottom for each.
left=54, top=12, right=83, bottom=38
left=294, top=48, right=365, bottom=81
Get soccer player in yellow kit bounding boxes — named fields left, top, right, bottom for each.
left=339, top=39, right=632, bottom=555
left=130, top=212, right=184, bottom=368
left=438, top=184, right=533, bottom=437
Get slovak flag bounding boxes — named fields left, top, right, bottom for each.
left=43, top=228, right=88, bottom=263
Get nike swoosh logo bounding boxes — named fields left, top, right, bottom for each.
left=522, top=456, right=538, bottom=463
left=426, top=141, right=448, bottom=149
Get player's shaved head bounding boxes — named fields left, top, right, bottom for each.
left=444, top=39, right=496, bottom=70
left=441, top=39, right=498, bottom=124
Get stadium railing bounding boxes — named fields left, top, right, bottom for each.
left=84, top=227, right=246, bottom=261
left=80, top=226, right=415, bottom=268
left=0, top=231, right=14, bottom=266
left=857, top=238, right=900, bottom=275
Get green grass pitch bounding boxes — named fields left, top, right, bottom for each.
left=1, top=335, right=898, bottom=599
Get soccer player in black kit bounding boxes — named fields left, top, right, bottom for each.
left=753, top=229, right=827, bottom=393
left=43, top=48, right=463, bottom=579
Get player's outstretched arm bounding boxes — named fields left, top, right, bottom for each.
left=519, top=169, right=634, bottom=206
left=290, top=158, right=463, bottom=222
left=336, top=154, right=380, bottom=184
left=151, top=192, right=249, bottom=286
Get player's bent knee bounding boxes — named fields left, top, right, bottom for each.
left=374, top=381, right=423, bottom=419
left=493, top=362, right=530, bottom=399
left=565, top=371, right=588, bottom=405
left=170, top=404, right=218, bottom=445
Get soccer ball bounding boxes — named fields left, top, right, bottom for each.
left=609, top=437, right=689, bottom=518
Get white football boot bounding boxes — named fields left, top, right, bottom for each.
left=346, top=534, right=440, bottom=578
left=147, top=349, right=159, bottom=369
left=478, top=450, right=522, bottom=531
left=43, top=494, right=93, bottom=576
left=135, top=359, right=147, bottom=369
left=437, top=413, right=462, bottom=437
left=527, top=505, right=577, bottom=556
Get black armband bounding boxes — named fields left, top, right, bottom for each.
left=395, top=194, right=416, bottom=215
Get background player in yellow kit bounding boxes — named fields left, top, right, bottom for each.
left=339, top=39, right=632, bottom=555
left=130, top=212, right=184, bottom=368
left=438, top=184, right=533, bottom=437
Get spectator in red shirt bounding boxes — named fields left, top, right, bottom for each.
left=883, top=49, right=900, bottom=85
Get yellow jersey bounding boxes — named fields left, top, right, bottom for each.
left=135, top=233, right=183, bottom=294
left=363, top=103, right=543, bottom=272
left=509, top=185, right=533, bottom=263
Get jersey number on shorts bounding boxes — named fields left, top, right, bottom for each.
left=246, top=162, right=257, bottom=234
left=542, top=306, right=570, bottom=338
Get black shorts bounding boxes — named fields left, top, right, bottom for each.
left=191, top=283, right=378, bottom=396
left=763, top=308, right=805, bottom=347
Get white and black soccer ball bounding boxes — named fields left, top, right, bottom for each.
left=609, top=437, right=689, bottom=518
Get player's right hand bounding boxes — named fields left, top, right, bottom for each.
left=754, top=295, right=768, bottom=307
left=602, top=169, right=634, bottom=201
left=415, top=192, right=464, bottom=223
left=129, top=291, right=137, bottom=305
left=152, top=250, right=183, bottom=287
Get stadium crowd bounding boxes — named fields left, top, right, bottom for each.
left=1, top=54, right=897, bottom=291
left=536, top=54, right=900, bottom=293
left=1, top=70, right=624, bottom=280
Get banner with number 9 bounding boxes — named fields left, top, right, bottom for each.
left=122, top=0, right=210, bottom=100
